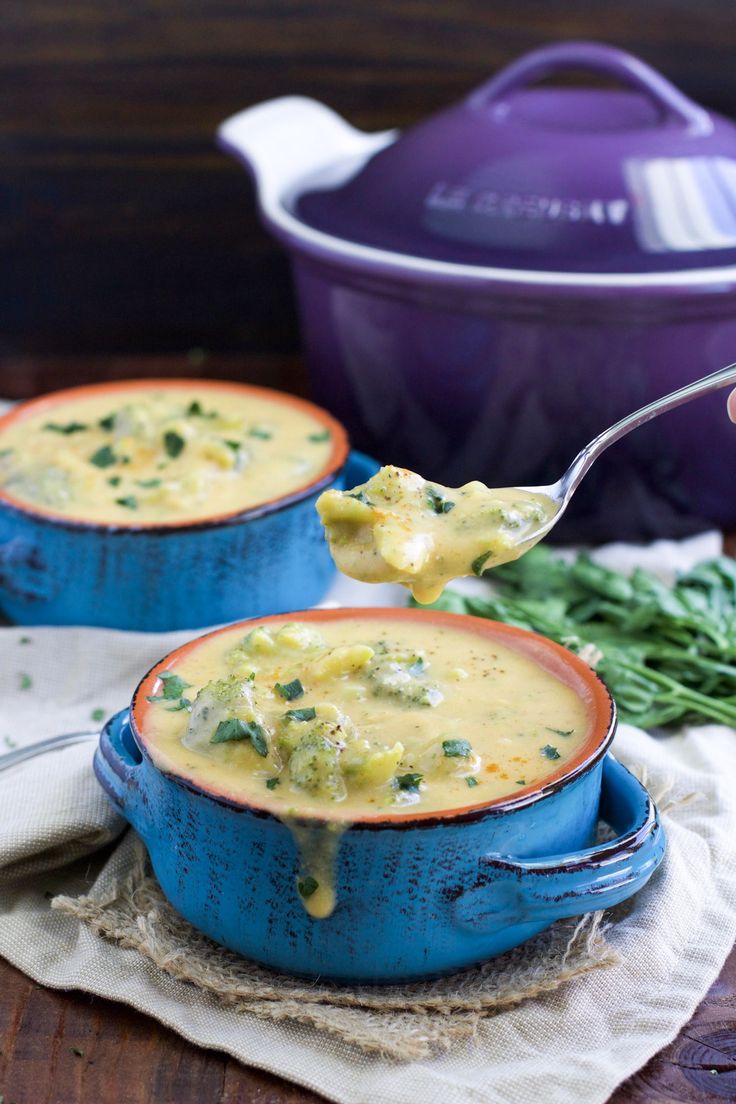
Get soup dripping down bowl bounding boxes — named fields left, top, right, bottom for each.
left=0, top=378, right=376, bottom=631
left=93, top=606, right=665, bottom=983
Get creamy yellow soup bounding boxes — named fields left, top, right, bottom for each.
left=316, top=466, right=557, bottom=603
left=140, top=616, right=590, bottom=913
left=0, top=383, right=338, bottom=525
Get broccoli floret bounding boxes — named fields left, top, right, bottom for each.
left=363, top=644, right=443, bottom=708
left=287, top=725, right=346, bottom=801
left=184, top=674, right=265, bottom=751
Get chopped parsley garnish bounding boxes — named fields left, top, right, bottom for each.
left=547, top=727, right=574, bottom=738
left=186, top=400, right=204, bottom=416
left=90, top=707, right=106, bottom=722
left=346, top=491, right=372, bottom=505
left=515, top=778, right=527, bottom=786
left=284, top=707, right=317, bottom=722
left=115, top=495, right=138, bottom=510
left=89, top=444, right=118, bottom=468
left=0, top=447, right=14, bottom=458
left=163, top=430, right=185, bottom=459
left=136, top=478, right=162, bottom=488
left=248, top=427, right=272, bottom=440
left=541, top=744, right=561, bottom=760
left=146, top=671, right=190, bottom=703
left=98, top=413, right=116, bottom=431
left=107, top=476, right=121, bottom=487
left=297, top=875, right=319, bottom=898
left=166, top=697, right=192, bottom=712
left=265, top=777, right=280, bottom=790
left=19, top=672, right=32, bottom=690
left=3, top=734, right=17, bottom=748
left=19, top=636, right=31, bottom=644
left=471, top=550, right=494, bottom=577
left=442, top=738, right=472, bottom=758
left=395, top=772, right=423, bottom=792
left=308, top=429, right=331, bottom=443
left=466, top=776, right=479, bottom=788
left=275, top=678, right=304, bottom=701
left=427, top=487, right=455, bottom=514
left=43, top=421, right=88, bottom=434
left=210, top=718, right=268, bottom=756
left=224, top=439, right=242, bottom=452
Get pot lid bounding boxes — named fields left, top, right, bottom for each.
left=294, top=41, right=736, bottom=274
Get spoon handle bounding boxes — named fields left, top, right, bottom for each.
left=0, top=730, right=99, bottom=772
left=561, top=361, right=736, bottom=499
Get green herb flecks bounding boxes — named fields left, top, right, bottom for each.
left=266, top=777, right=280, bottom=790
left=163, top=430, right=185, bottom=459
left=166, top=697, right=192, bottom=712
left=136, top=478, right=162, bottom=489
left=146, top=671, right=190, bottom=704
left=90, top=708, right=106, bottom=723
left=115, top=495, right=138, bottom=510
left=308, top=429, right=331, bottom=443
left=442, top=738, right=472, bottom=758
left=515, top=778, right=527, bottom=786
left=19, top=636, right=31, bottom=644
left=107, top=476, right=121, bottom=487
left=186, top=400, right=217, bottom=418
left=466, top=776, right=479, bottom=787
left=285, top=707, right=317, bottom=722
left=43, top=421, right=88, bottom=435
left=248, top=427, right=272, bottom=440
left=541, top=744, right=561, bottom=760
left=395, top=772, right=423, bottom=792
left=427, top=486, right=455, bottom=514
left=298, top=875, right=319, bottom=898
left=420, top=546, right=736, bottom=730
left=89, top=444, right=118, bottom=468
left=275, top=678, right=304, bottom=701
left=346, top=491, right=372, bottom=505
left=210, top=718, right=268, bottom=756
left=19, top=673, right=32, bottom=690
left=547, top=727, right=574, bottom=738
left=98, top=413, right=116, bottom=431
left=224, top=439, right=242, bottom=452
left=471, top=550, right=494, bottom=577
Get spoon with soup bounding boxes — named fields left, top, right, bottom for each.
left=317, top=362, right=736, bottom=604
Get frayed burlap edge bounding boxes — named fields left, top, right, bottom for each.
left=52, top=834, right=619, bottom=1061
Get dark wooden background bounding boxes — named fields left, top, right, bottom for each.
left=3, top=0, right=736, bottom=396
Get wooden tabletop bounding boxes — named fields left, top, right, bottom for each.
left=1, top=355, right=735, bottom=1102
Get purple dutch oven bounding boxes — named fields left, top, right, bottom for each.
left=218, top=41, right=736, bottom=542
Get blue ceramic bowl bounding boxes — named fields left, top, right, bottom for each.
left=94, top=607, right=666, bottom=983
left=0, top=380, right=374, bottom=630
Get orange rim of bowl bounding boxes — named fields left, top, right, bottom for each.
left=0, top=378, right=350, bottom=530
left=131, top=606, right=616, bottom=825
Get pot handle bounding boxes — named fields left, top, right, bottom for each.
left=93, top=710, right=149, bottom=837
left=217, top=96, right=396, bottom=202
left=453, top=756, right=666, bottom=933
left=467, top=41, right=711, bottom=135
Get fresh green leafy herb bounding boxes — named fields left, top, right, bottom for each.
left=442, top=738, right=472, bottom=758
left=541, top=744, right=561, bottom=760
left=19, top=673, right=32, bottom=690
left=210, top=718, right=268, bottom=756
left=265, top=777, right=280, bottom=790
left=3, top=735, right=18, bottom=748
left=466, top=776, right=479, bottom=787
left=107, top=476, right=121, bottom=487
left=298, top=875, right=319, bottom=898
left=90, top=707, right=106, bottom=723
left=471, top=550, right=494, bottom=577
left=115, top=495, right=138, bottom=510
left=285, top=707, right=317, bottom=722
left=224, top=439, right=241, bottom=452
left=145, top=671, right=191, bottom=705
left=19, top=636, right=31, bottom=644
left=248, top=427, right=272, bottom=440
left=186, top=400, right=203, bottom=416
left=346, top=491, right=372, bottom=505
left=275, top=678, right=304, bottom=701
left=163, top=430, right=185, bottom=458
left=99, top=413, right=116, bottom=431
left=308, top=429, right=331, bottom=443
left=515, top=779, right=527, bottom=786
left=395, top=772, right=423, bottom=792
left=137, top=478, right=162, bottom=488
left=547, top=727, right=574, bottom=738
left=427, top=487, right=455, bottom=514
left=166, top=697, right=192, bottom=712
left=89, top=444, right=118, bottom=468
left=0, top=447, right=12, bottom=458
left=43, top=421, right=88, bottom=434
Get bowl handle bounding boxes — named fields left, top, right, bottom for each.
left=453, top=756, right=666, bottom=933
left=467, top=41, right=711, bottom=135
left=341, top=449, right=381, bottom=488
left=93, top=710, right=149, bottom=837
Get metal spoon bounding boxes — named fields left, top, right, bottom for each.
left=523, top=361, right=736, bottom=543
left=0, top=730, right=99, bottom=771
